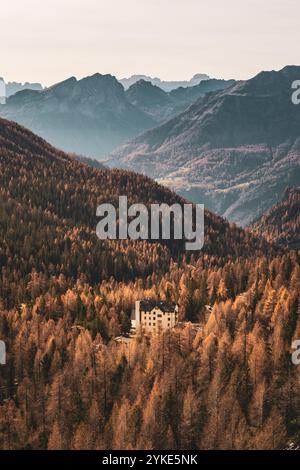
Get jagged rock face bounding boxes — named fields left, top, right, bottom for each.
left=0, top=74, right=156, bottom=158
left=126, top=80, right=171, bottom=108
left=108, top=66, right=300, bottom=226
left=125, top=79, right=174, bottom=122
left=5, top=81, right=43, bottom=97
left=119, top=73, right=210, bottom=91
left=0, top=72, right=233, bottom=161
left=125, top=78, right=234, bottom=123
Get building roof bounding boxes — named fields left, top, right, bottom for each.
left=140, top=300, right=177, bottom=313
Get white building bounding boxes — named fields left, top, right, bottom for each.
left=132, top=300, right=178, bottom=334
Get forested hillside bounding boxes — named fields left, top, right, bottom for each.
left=251, top=187, right=300, bottom=250
left=0, top=118, right=299, bottom=450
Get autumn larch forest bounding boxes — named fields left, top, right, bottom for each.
left=0, top=117, right=299, bottom=451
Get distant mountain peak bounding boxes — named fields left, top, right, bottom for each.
left=119, top=73, right=210, bottom=91
left=47, top=76, right=77, bottom=91
left=1, top=79, right=43, bottom=98
left=127, top=78, right=166, bottom=95
left=192, top=73, right=210, bottom=80
left=132, top=79, right=158, bottom=88
left=80, top=73, right=118, bottom=82
left=125, top=79, right=171, bottom=113
left=0, top=73, right=155, bottom=158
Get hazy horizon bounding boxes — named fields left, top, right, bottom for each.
left=1, top=0, right=300, bottom=86
left=2, top=65, right=300, bottom=90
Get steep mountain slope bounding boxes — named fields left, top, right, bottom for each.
left=125, top=79, right=174, bottom=122
left=0, top=117, right=274, bottom=303
left=251, top=187, right=300, bottom=249
left=0, top=74, right=155, bottom=158
left=169, top=78, right=235, bottom=106
left=126, top=78, right=235, bottom=123
left=109, top=66, right=300, bottom=226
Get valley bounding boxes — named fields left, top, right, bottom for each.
left=108, top=66, right=300, bottom=226
left=0, top=117, right=299, bottom=450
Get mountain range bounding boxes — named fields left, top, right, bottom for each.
left=0, top=74, right=156, bottom=157
left=0, top=74, right=232, bottom=159
left=119, top=73, right=210, bottom=91
left=1, top=66, right=299, bottom=228
left=108, top=65, right=300, bottom=226
left=125, top=78, right=235, bottom=123
left=0, top=78, right=43, bottom=97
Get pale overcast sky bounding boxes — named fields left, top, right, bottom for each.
left=1, top=0, right=299, bottom=86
